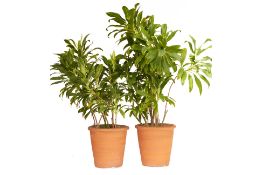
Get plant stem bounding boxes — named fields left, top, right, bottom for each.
left=162, top=78, right=176, bottom=124
left=97, top=116, right=102, bottom=127
left=114, top=112, right=117, bottom=127
left=153, top=106, right=159, bottom=126
left=102, top=114, right=108, bottom=127
left=142, top=114, right=148, bottom=125
left=149, top=105, right=154, bottom=125
left=92, top=113, right=97, bottom=126
left=111, top=111, right=115, bottom=128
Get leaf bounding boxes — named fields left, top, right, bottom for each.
left=177, top=68, right=184, bottom=79
left=204, top=38, right=212, bottom=44
left=137, top=90, right=148, bottom=97
left=101, top=56, right=109, bottom=66
left=50, top=76, right=63, bottom=80
left=141, top=27, right=150, bottom=40
left=146, top=49, right=158, bottom=63
left=119, top=109, right=125, bottom=118
left=167, top=30, right=181, bottom=42
left=198, top=45, right=212, bottom=55
left=160, top=77, right=171, bottom=90
left=185, top=41, right=194, bottom=53
left=122, top=6, right=129, bottom=19
left=135, top=55, right=143, bottom=66
left=106, top=12, right=124, bottom=20
left=111, top=17, right=126, bottom=25
left=161, top=24, right=167, bottom=35
left=51, top=81, right=64, bottom=85
left=201, top=56, right=212, bottom=62
left=160, top=94, right=176, bottom=107
left=172, top=62, right=177, bottom=72
left=131, top=44, right=142, bottom=51
left=199, top=74, right=210, bottom=87
left=181, top=71, right=187, bottom=85
left=107, top=29, right=120, bottom=37
left=194, top=75, right=202, bottom=95
left=189, top=35, right=196, bottom=50
left=202, top=69, right=212, bottom=78
left=180, top=48, right=187, bottom=65
left=166, top=45, right=181, bottom=59
left=188, top=75, right=193, bottom=92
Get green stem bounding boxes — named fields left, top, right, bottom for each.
left=162, top=78, right=176, bottom=124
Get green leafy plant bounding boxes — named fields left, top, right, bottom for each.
left=50, top=35, right=126, bottom=128
left=106, top=3, right=213, bottom=126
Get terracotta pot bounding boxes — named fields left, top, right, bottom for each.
left=136, top=124, right=176, bottom=167
left=88, top=125, right=129, bottom=168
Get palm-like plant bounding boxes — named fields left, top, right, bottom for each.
left=106, top=3, right=212, bottom=126
left=50, top=35, right=125, bottom=128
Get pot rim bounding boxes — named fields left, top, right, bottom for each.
left=135, top=123, right=176, bottom=129
left=88, top=124, right=129, bottom=131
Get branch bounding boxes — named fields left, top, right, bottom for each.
left=162, top=77, right=176, bottom=124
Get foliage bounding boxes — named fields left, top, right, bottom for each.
left=50, top=35, right=125, bottom=128
left=106, top=3, right=213, bottom=125
left=50, top=3, right=213, bottom=127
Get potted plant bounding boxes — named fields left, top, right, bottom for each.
left=50, top=35, right=128, bottom=168
left=106, top=3, right=212, bottom=166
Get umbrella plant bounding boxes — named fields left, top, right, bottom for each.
left=50, top=35, right=126, bottom=128
left=106, top=3, right=212, bottom=126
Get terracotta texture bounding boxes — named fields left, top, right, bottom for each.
left=136, top=124, right=176, bottom=167
left=88, top=125, right=129, bottom=168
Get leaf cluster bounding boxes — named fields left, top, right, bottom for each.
left=106, top=3, right=213, bottom=125
left=50, top=3, right=213, bottom=127
left=50, top=35, right=125, bottom=127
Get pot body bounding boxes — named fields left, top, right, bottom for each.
left=88, top=125, right=129, bottom=168
left=136, top=124, right=176, bottom=167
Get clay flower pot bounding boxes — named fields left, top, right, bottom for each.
left=88, top=125, right=129, bottom=168
left=136, top=124, right=176, bottom=166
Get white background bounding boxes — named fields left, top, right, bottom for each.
left=0, top=0, right=262, bottom=174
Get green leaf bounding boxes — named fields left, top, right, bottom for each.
left=160, top=77, right=170, bottom=90
left=51, top=81, right=64, bottom=85
left=204, top=38, right=212, bottom=44
left=135, top=55, right=144, bottom=66
left=166, top=45, right=180, bottom=59
left=137, top=90, right=148, bottom=96
left=122, top=6, right=129, bottom=19
left=111, top=17, right=126, bottom=25
left=119, top=109, right=125, bottom=118
left=167, top=30, right=181, bottom=42
left=201, top=56, right=212, bottom=62
left=50, top=76, right=63, bottom=80
left=185, top=41, right=194, bottom=52
left=202, top=69, right=212, bottom=78
left=199, top=74, right=210, bottom=87
left=172, top=62, right=177, bottom=72
left=181, top=71, right=187, bottom=85
left=146, top=49, right=158, bottom=63
left=131, top=44, right=142, bottom=51
left=180, top=48, right=187, bottom=65
left=160, top=94, right=176, bottom=107
left=177, top=68, right=184, bottom=79
left=194, top=74, right=202, bottom=95
left=198, top=45, right=212, bottom=55
left=188, top=75, right=193, bottom=92
left=189, top=35, right=196, bottom=50
left=106, top=12, right=124, bottom=20
left=161, top=24, right=167, bottom=35
left=141, top=27, right=150, bottom=40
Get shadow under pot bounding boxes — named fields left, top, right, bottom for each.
left=88, top=125, right=129, bottom=168
left=136, top=124, right=176, bottom=167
